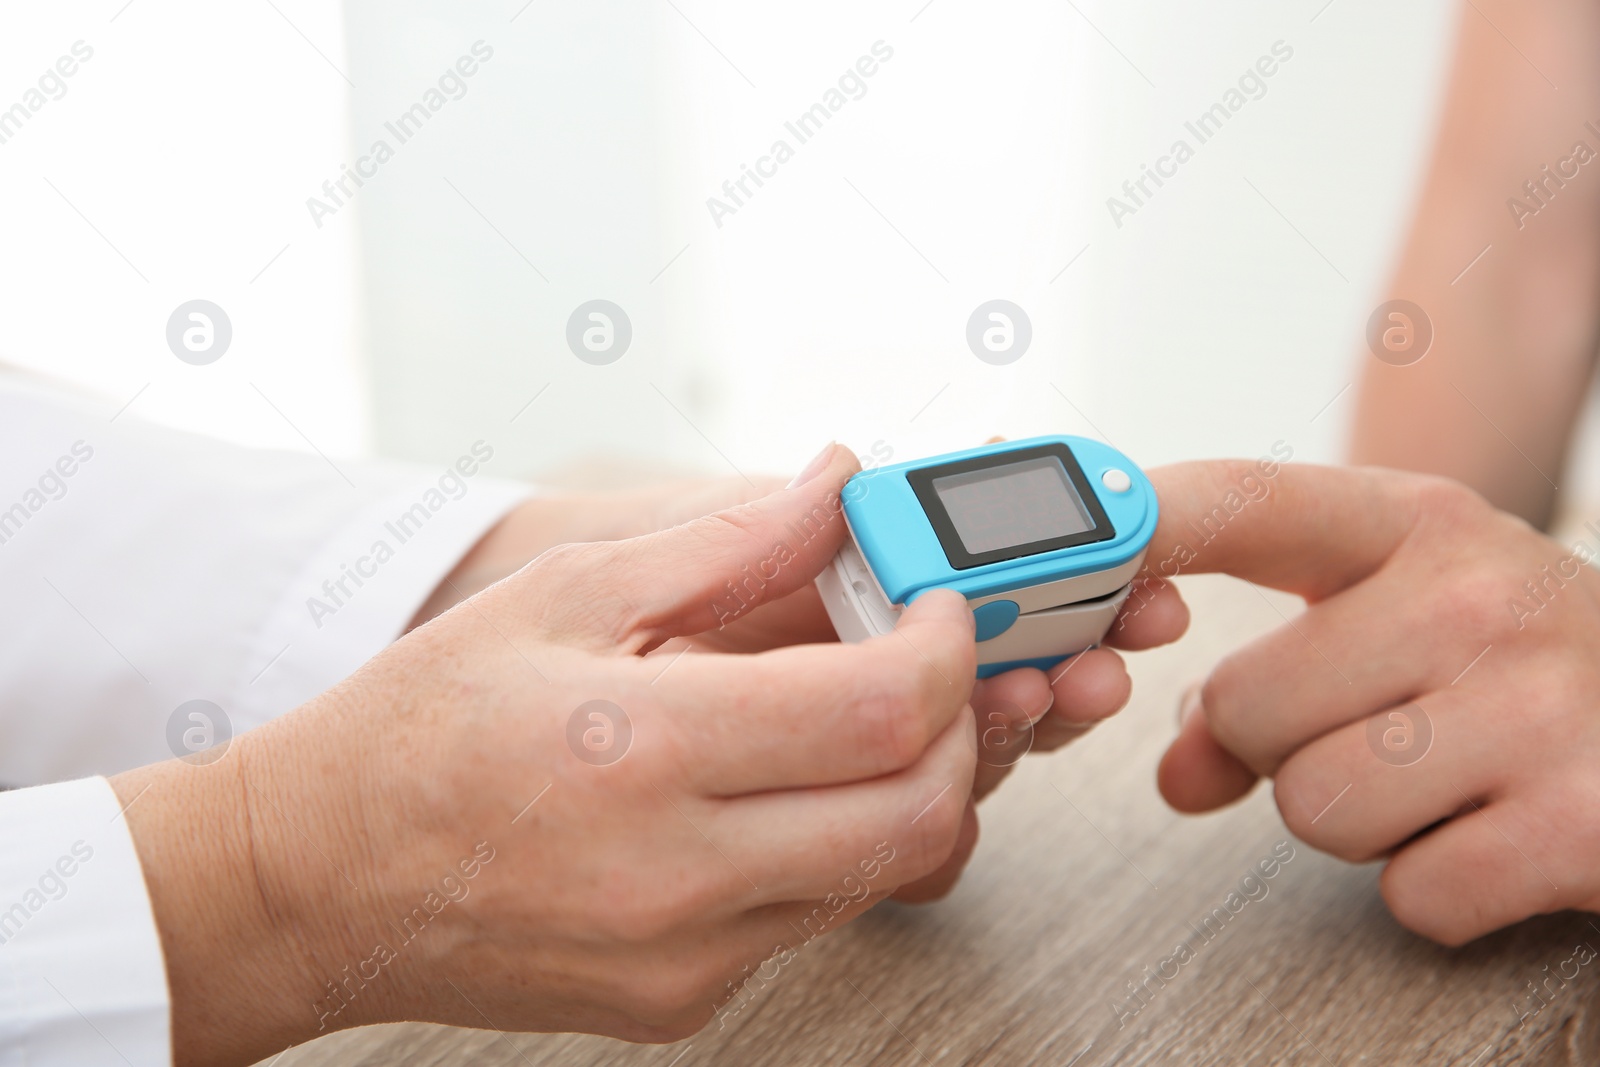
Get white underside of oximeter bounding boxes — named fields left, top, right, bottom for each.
left=815, top=540, right=901, bottom=644
left=816, top=541, right=1143, bottom=667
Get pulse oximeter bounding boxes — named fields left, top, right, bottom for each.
left=817, top=435, right=1156, bottom=678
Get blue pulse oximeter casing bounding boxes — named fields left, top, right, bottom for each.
left=816, top=435, right=1158, bottom=678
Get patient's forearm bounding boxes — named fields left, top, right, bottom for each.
left=1351, top=0, right=1600, bottom=529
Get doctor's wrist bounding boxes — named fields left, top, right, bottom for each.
left=111, top=736, right=341, bottom=1065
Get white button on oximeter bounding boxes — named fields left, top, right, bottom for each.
left=817, top=435, right=1157, bottom=678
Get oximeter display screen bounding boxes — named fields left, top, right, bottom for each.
left=906, top=442, right=1115, bottom=569
left=931, top=457, right=1093, bottom=555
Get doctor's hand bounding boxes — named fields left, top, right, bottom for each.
left=405, top=471, right=797, bottom=630
left=421, top=444, right=1182, bottom=907
left=1152, top=461, right=1600, bottom=945
left=410, top=463, right=870, bottom=655
left=110, top=444, right=980, bottom=1067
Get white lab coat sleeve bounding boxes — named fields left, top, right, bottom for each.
left=0, top=374, right=534, bottom=784
left=0, top=376, right=540, bottom=1065
left=0, top=777, right=169, bottom=1067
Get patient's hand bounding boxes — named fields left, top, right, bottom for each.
left=1153, top=461, right=1600, bottom=945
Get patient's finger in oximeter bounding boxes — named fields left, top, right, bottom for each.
left=815, top=436, right=1157, bottom=678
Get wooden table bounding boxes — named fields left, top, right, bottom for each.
left=260, top=575, right=1598, bottom=1066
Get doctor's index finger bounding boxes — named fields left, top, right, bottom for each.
left=515, top=444, right=861, bottom=649
left=1143, top=460, right=1422, bottom=602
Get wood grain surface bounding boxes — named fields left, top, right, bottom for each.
left=256, top=575, right=1600, bottom=1067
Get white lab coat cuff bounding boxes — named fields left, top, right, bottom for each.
left=0, top=777, right=169, bottom=1067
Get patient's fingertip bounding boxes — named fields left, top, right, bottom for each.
left=1045, top=648, right=1129, bottom=724
left=1157, top=719, right=1260, bottom=813
left=1156, top=746, right=1203, bottom=812
left=1107, top=580, right=1191, bottom=650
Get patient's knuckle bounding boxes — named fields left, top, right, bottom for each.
left=1377, top=861, right=1435, bottom=940
left=1198, top=665, right=1247, bottom=753
left=1269, top=767, right=1317, bottom=842
left=1271, top=767, right=1367, bottom=861
left=1378, top=857, right=1470, bottom=946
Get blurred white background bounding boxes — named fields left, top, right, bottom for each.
left=0, top=1, right=363, bottom=453
left=10, top=0, right=1564, bottom=489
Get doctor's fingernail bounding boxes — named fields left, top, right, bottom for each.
left=787, top=442, right=836, bottom=489
left=1032, top=687, right=1056, bottom=723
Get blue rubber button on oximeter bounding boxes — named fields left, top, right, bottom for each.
left=972, top=599, right=1021, bottom=642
